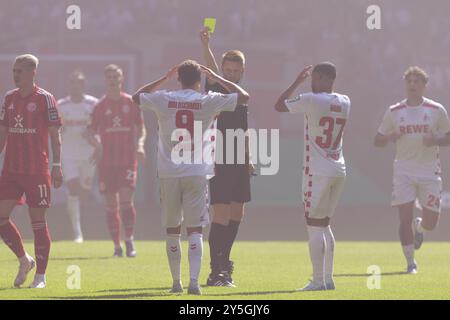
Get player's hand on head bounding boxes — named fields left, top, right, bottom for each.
left=166, top=65, right=178, bottom=80
left=51, top=166, right=63, bottom=189
left=200, top=65, right=218, bottom=81
left=296, top=65, right=313, bottom=83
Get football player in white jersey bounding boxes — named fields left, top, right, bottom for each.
left=58, top=71, right=98, bottom=243
left=275, top=62, right=351, bottom=291
left=132, top=60, right=249, bottom=295
left=374, top=66, right=450, bottom=274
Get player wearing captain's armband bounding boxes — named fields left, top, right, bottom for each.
left=0, top=54, right=63, bottom=289
left=374, top=66, right=450, bottom=274
left=275, top=62, right=350, bottom=291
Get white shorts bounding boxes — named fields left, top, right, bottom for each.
left=392, top=174, right=442, bottom=213
left=302, top=175, right=346, bottom=219
left=159, top=176, right=210, bottom=228
left=62, top=159, right=96, bottom=190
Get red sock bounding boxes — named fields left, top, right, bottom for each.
left=32, top=221, right=51, bottom=274
left=0, top=220, right=26, bottom=258
left=121, top=204, right=136, bottom=240
left=106, top=209, right=121, bottom=247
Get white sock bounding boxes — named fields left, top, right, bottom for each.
left=67, top=196, right=82, bottom=237
left=34, top=273, right=46, bottom=282
left=188, top=232, right=203, bottom=286
left=19, top=253, right=31, bottom=264
left=402, top=244, right=415, bottom=266
left=307, top=226, right=326, bottom=285
left=323, top=225, right=335, bottom=283
left=166, top=234, right=182, bottom=282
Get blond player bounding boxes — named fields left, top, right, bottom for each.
left=58, top=71, right=98, bottom=243
left=374, top=66, right=450, bottom=274
left=133, top=60, right=249, bottom=295
left=275, top=62, right=350, bottom=291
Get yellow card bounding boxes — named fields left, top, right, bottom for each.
left=203, top=18, right=216, bottom=33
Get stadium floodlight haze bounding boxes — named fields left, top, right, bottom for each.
left=1, top=0, right=450, bottom=306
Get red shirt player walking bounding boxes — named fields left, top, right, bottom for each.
left=87, top=64, right=146, bottom=258
left=0, top=54, right=63, bottom=288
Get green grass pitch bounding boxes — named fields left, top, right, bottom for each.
left=1, top=241, right=450, bottom=300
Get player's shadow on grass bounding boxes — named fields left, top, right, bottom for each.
left=47, top=292, right=174, bottom=299
left=50, top=256, right=112, bottom=261
left=47, top=287, right=174, bottom=299
left=204, top=290, right=298, bottom=297
left=334, top=271, right=408, bottom=277
left=96, top=287, right=172, bottom=293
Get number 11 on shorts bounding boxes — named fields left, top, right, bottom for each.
left=38, top=184, right=48, bottom=198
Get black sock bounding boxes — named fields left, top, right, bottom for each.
left=208, top=222, right=228, bottom=275
left=222, top=220, right=241, bottom=269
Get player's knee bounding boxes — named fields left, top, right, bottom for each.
left=423, top=214, right=439, bottom=230
left=106, top=204, right=119, bottom=213
left=119, top=201, right=133, bottom=212
left=187, top=226, right=202, bottom=236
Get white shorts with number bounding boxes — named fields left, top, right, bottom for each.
left=63, top=159, right=96, bottom=190
left=392, top=174, right=442, bottom=213
left=302, top=175, right=346, bottom=219
left=159, top=176, right=210, bottom=228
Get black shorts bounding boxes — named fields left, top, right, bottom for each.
left=209, top=165, right=251, bottom=205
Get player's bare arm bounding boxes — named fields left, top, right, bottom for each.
left=274, top=65, right=313, bottom=112
left=0, top=125, right=7, bottom=154
left=132, top=66, right=178, bottom=105
left=49, top=126, right=63, bottom=189
left=86, top=129, right=102, bottom=165
left=199, top=27, right=219, bottom=84
left=200, top=65, right=249, bottom=105
left=136, top=123, right=147, bottom=163
left=423, top=131, right=450, bottom=147
left=374, top=131, right=402, bottom=147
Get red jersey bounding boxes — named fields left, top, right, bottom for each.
left=0, top=85, right=62, bottom=175
left=88, top=93, right=143, bottom=168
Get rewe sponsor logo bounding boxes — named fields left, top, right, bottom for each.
left=399, top=124, right=430, bottom=134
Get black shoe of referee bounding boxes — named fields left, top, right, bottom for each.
left=206, top=273, right=235, bottom=287
left=222, top=260, right=235, bottom=286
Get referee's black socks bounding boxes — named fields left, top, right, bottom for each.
left=208, top=222, right=228, bottom=275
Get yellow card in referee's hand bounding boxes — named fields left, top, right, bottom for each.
left=203, top=18, right=216, bottom=33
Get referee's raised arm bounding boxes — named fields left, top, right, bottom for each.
left=199, top=27, right=219, bottom=85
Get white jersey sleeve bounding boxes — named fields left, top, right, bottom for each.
left=437, top=105, right=450, bottom=133
left=139, top=90, right=167, bottom=112
left=204, top=91, right=238, bottom=114
left=378, top=107, right=396, bottom=135
left=285, top=93, right=313, bottom=114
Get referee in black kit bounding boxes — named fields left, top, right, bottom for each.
left=200, top=27, right=253, bottom=287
